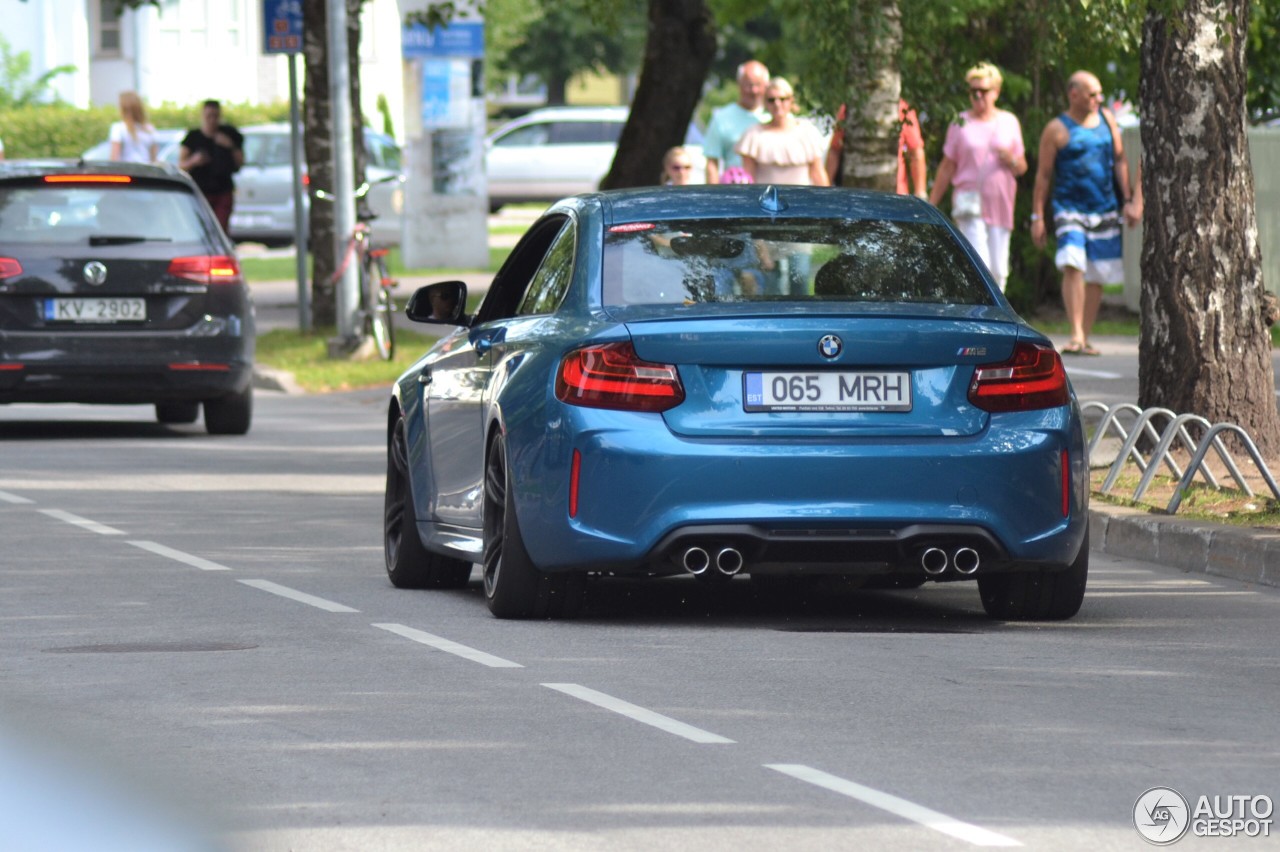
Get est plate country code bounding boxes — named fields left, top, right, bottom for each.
left=44, top=298, right=146, bottom=323
left=744, top=371, right=912, bottom=412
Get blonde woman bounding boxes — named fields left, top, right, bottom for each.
left=661, top=146, right=696, bottom=185
left=928, top=62, right=1027, bottom=292
left=736, top=78, right=829, bottom=186
left=109, top=91, right=158, bottom=164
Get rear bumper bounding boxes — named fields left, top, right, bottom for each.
left=0, top=329, right=253, bottom=404
left=512, top=406, right=1088, bottom=574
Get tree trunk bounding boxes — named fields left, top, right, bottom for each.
left=838, top=0, right=901, bottom=192
left=599, top=0, right=716, bottom=190
left=1138, top=0, right=1280, bottom=455
left=303, top=0, right=336, bottom=327
left=302, top=0, right=369, bottom=329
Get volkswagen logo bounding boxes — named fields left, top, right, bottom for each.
left=818, top=334, right=843, bottom=359
left=82, top=261, right=108, bottom=286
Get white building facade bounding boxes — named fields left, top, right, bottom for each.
left=3, top=0, right=405, bottom=140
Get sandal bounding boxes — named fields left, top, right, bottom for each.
left=1061, top=341, right=1085, bottom=355
left=1080, top=342, right=1101, bottom=356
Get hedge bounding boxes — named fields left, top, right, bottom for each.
left=0, top=101, right=293, bottom=160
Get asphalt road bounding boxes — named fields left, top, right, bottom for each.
left=2, top=392, right=1278, bottom=851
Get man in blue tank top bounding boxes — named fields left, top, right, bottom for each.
left=1030, top=71, right=1139, bottom=355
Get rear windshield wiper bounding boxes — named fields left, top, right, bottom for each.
left=89, top=235, right=174, bottom=245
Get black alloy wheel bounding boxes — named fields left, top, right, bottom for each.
left=482, top=433, right=584, bottom=619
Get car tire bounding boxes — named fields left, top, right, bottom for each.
left=482, top=433, right=584, bottom=619
left=384, top=415, right=472, bottom=589
left=155, top=402, right=200, bottom=424
left=978, top=525, right=1089, bottom=621
left=204, top=385, right=253, bottom=435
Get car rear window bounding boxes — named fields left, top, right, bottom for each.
left=602, top=218, right=994, bottom=307
left=0, top=184, right=209, bottom=245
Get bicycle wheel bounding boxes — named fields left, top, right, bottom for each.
left=363, top=253, right=395, bottom=360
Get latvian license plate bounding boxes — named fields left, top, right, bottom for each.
left=44, top=298, right=146, bottom=323
left=744, top=371, right=912, bottom=412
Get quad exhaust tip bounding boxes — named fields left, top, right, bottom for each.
left=920, top=547, right=948, bottom=576
left=682, top=546, right=711, bottom=575
left=715, top=547, right=744, bottom=576
left=953, top=547, right=980, bottom=575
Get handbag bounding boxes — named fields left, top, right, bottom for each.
left=952, top=189, right=982, bottom=219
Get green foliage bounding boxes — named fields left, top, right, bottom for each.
left=495, top=0, right=645, bottom=102
left=1248, top=0, right=1280, bottom=119
left=0, top=33, right=75, bottom=108
left=0, top=101, right=291, bottom=160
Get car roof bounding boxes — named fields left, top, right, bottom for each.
left=239, top=122, right=396, bottom=143
left=577, top=185, right=947, bottom=226
left=0, top=158, right=194, bottom=184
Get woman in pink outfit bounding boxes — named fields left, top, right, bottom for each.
left=736, top=78, right=829, bottom=187
left=928, top=62, right=1027, bottom=292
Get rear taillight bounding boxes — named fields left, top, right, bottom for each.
left=167, top=255, right=242, bottom=285
left=555, top=342, right=684, bottom=412
left=968, top=342, right=1069, bottom=412
left=0, top=258, right=22, bottom=281
left=43, top=175, right=132, bottom=184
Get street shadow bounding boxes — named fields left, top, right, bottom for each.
left=457, top=574, right=1003, bottom=633
left=0, top=417, right=203, bottom=441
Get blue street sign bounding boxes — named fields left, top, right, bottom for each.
left=263, top=0, right=304, bottom=55
left=402, top=21, right=484, bottom=59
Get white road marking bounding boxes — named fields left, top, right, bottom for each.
left=542, top=683, right=735, bottom=744
left=766, top=764, right=1022, bottom=846
left=38, top=508, right=124, bottom=535
left=127, top=540, right=232, bottom=572
left=373, top=623, right=524, bottom=668
left=236, top=579, right=359, bottom=613
left=0, top=490, right=33, bottom=504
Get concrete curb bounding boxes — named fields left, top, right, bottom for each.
left=252, top=365, right=306, bottom=396
left=1090, top=506, right=1280, bottom=589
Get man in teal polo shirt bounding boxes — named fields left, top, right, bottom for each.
left=703, top=60, right=770, bottom=185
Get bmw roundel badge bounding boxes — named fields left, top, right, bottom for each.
left=818, top=334, right=842, bottom=359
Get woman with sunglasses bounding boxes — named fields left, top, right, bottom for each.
left=928, top=62, right=1027, bottom=292
left=661, top=146, right=697, bottom=185
left=736, top=78, right=829, bottom=187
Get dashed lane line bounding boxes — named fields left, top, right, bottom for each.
left=373, top=623, right=524, bottom=668
left=127, top=540, right=233, bottom=571
left=542, top=683, right=735, bottom=745
left=766, top=764, right=1022, bottom=847
left=0, top=490, right=33, bottom=504
left=236, top=579, right=359, bottom=613
left=37, top=509, right=124, bottom=535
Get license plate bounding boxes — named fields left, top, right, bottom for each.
left=44, top=298, right=146, bottom=323
left=231, top=213, right=273, bottom=228
left=744, top=371, right=912, bottom=412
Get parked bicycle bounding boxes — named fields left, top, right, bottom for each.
left=315, top=176, right=399, bottom=360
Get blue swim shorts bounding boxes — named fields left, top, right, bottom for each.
left=1052, top=207, right=1123, bottom=285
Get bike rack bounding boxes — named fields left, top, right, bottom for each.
left=1081, top=402, right=1280, bottom=514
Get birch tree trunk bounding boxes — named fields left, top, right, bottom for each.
left=1138, top=0, right=1280, bottom=454
left=837, top=0, right=901, bottom=191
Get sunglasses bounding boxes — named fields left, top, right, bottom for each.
left=969, top=87, right=991, bottom=97
left=765, top=95, right=792, bottom=104
left=668, top=164, right=692, bottom=171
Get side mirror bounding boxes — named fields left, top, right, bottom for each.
left=406, top=281, right=469, bottom=325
